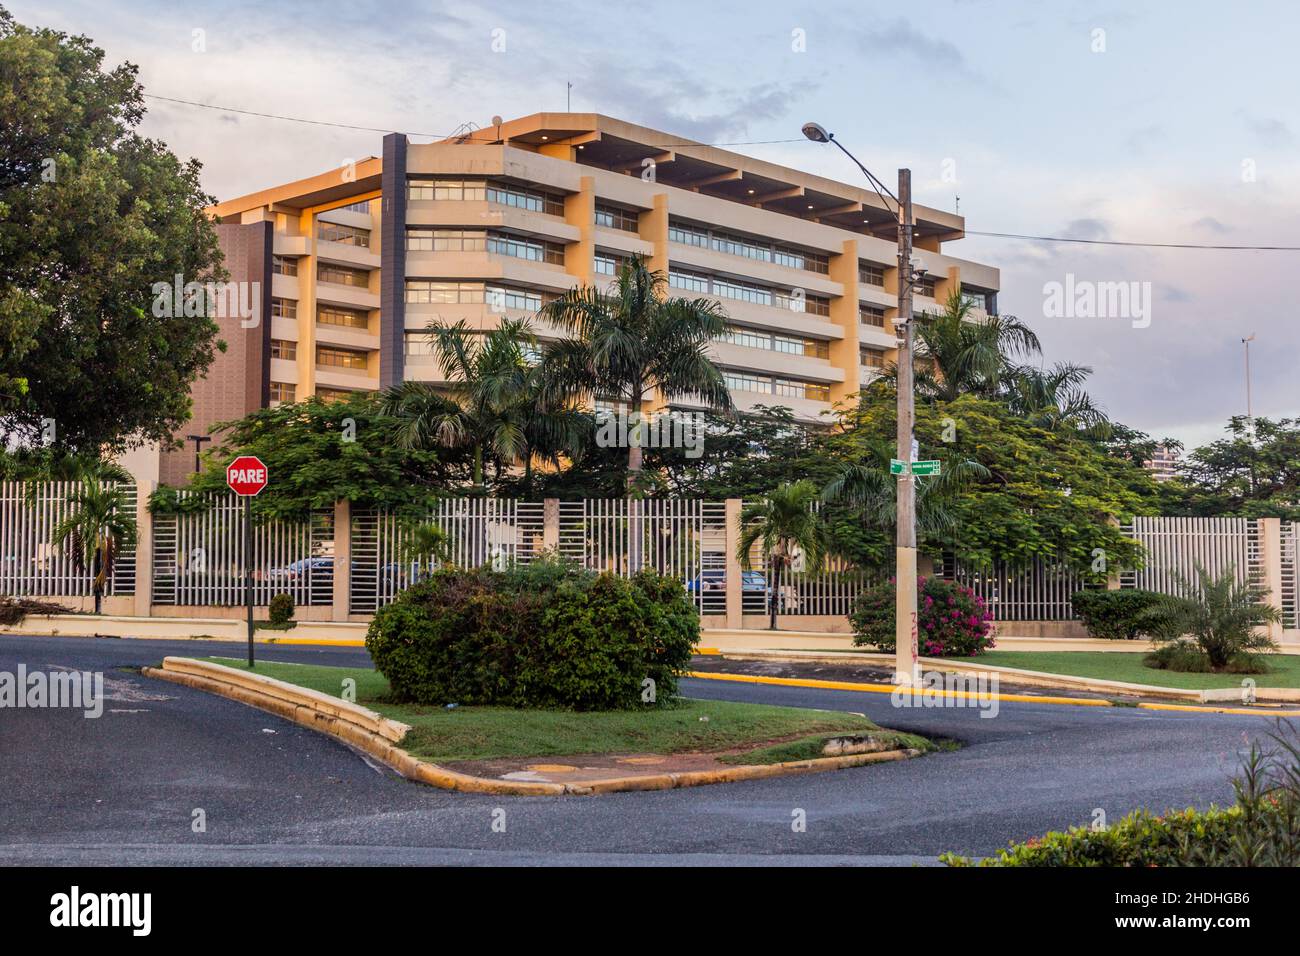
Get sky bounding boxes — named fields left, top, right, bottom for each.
left=14, top=0, right=1300, bottom=452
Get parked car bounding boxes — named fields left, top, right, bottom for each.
left=685, top=570, right=769, bottom=595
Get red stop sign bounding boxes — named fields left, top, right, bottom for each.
left=226, top=455, right=269, bottom=496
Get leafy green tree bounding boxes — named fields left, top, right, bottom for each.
left=828, top=389, right=1156, bottom=574
left=0, top=9, right=224, bottom=453
left=50, top=480, right=137, bottom=614
left=539, top=256, right=733, bottom=490
left=160, top=393, right=466, bottom=521
left=737, top=480, right=826, bottom=630
left=1170, top=416, right=1300, bottom=518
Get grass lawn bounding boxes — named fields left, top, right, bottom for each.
left=200, top=657, right=929, bottom=763
left=979, top=650, right=1300, bottom=689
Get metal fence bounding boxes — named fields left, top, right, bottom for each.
left=1282, top=520, right=1298, bottom=630
left=151, top=493, right=333, bottom=606
left=935, top=556, right=1089, bottom=622
left=1120, top=516, right=1262, bottom=594
left=350, top=499, right=545, bottom=613
left=0, top=481, right=137, bottom=598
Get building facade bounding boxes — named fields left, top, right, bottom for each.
left=140, top=112, right=1001, bottom=482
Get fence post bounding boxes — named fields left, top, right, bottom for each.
left=543, top=498, right=560, bottom=553
left=134, top=481, right=155, bottom=617
left=725, top=498, right=742, bottom=629
left=1106, top=515, right=1123, bottom=590
left=1259, top=517, right=1284, bottom=642
left=332, top=500, right=351, bottom=622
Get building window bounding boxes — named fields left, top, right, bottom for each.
left=316, top=222, right=371, bottom=247
left=774, top=290, right=830, bottom=316
left=318, top=263, right=370, bottom=288
left=486, top=285, right=552, bottom=312
left=719, top=327, right=829, bottom=359
left=404, top=334, right=435, bottom=357
left=269, top=382, right=295, bottom=404
left=711, top=231, right=771, bottom=262
left=916, top=274, right=936, bottom=297
left=270, top=339, right=297, bottom=361
left=317, top=346, right=369, bottom=370
left=272, top=255, right=298, bottom=277
left=712, top=276, right=772, bottom=306
left=668, top=269, right=711, bottom=294
left=595, top=252, right=627, bottom=276
left=961, top=287, right=990, bottom=312
left=860, top=305, right=886, bottom=327
left=405, top=280, right=483, bottom=304
left=407, top=179, right=488, bottom=202
left=316, top=387, right=357, bottom=402
left=861, top=347, right=887, bottom=369
left=271, top=298, right=297, bottom=319
left=487, top=184, right=564, bottom=215
left=487, top=232, right=564, bottom=265
left=317, top=305, right=368, bottom=329
left=595, top=203, right=640, bottom=232
left=336, top=199, right=372, bottom=214
left=774, top=245, right=829, bottom=274
left=668, top=221, right=709, bottom=247
left=724, top=371, right=770, bottom=394
left=406, top=228, right=488, bottom=252
left=859, top=263, right=885, bottom=287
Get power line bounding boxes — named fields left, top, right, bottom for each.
left=143, top=93, right=805, bottom=148
left=966, top=230, right=1300, bottom=252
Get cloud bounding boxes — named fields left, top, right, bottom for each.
left=1237, top=110, right=1293, bottom=148
left=1189, top=216, right=1231, bottom=233
left=852, top=19, right=993, bottom=87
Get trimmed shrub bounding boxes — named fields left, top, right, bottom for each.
left=268, top=592, right=296, bottom=628
left=851, top=576, right=995, bottom=657
left=365, top=559, right=698, bottom=710
left=1070, top=588, right=1167, bottom=640
left=1145, top=640, right=1267, bottom=674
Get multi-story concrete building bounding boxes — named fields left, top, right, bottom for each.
left=1143, top=443, right=1182, bottom=482
left=133, top=112, right=1000, bottom=483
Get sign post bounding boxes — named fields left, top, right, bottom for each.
left=226, top=455, right=269, bottom=668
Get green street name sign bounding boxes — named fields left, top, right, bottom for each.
left=891, top=459, right=942, bottom=476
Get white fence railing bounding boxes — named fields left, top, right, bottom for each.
left=1120, top=516, right=1262, bottom=595
left=350, top=499, right=545, bottom=613
left=0, top=481, right=137, bottom=599
left=1282, top=520, right=1298, bottom=630
left=151, top=493, right=333, bottom=606
left=934, top=556, right=1087, bottom=622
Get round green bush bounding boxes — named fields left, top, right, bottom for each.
left=1070, top=588, right=1169, bottom=640
left=365, top=560, right=698, bottom=710
left=851, top=576, right=995, bottom=657
left=268, top=592, right=295, bottom=627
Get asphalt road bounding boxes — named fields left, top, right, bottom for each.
left=0, top=633, right=1280, bottom=866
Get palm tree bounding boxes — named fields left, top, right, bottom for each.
left=380, top=317, right=577, bottom=492
left=886, top=289, right=1041, bottom=401
left=1150, top=563, right=1281, bottom=670
left=1003, top=361, right=1111, bottom=437
left=50, top=481, right=137, bottom=615
left=400, top=521, right=452, bottom=583
left=737, top=480, right=826, bottom=630
left=821, top=437, right=990, bottom=539
left=538, top=256, right=733, bottom=489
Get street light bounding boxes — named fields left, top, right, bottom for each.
left=803, top=121, right=919, bottom=686
left=1241, top=333, right=1256, bottom=436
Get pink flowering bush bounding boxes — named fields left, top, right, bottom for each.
left=850, top=576, right=996, bottom=656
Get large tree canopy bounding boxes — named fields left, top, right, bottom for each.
left=1166, top=416, right=1300, bottom=519
left=0, top=8, right=224, bottom=454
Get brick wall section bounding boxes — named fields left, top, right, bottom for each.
left=158, top=221, right=272, bottom=486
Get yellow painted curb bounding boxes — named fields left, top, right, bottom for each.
left=1136, top=701, right=1300, bottom=717
left=686, top=669, right=1112, bottom=708
left=144, top=657, right=920, bottom=796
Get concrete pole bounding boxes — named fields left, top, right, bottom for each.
left=894, top=169, right=919, bottom=685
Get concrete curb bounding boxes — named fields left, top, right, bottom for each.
left=687, top=669, right=1300, bottom=717
left=143, top=657, right=919, bottom=796
left=709, top=651, right=1300, bottom=704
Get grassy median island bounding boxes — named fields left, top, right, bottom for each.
left=979, top=650, right=1300, bottom=689
left=201, top=658, right=929, bottom=765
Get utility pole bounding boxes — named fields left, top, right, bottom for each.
left=1242, top=333, right=1256, bottom=435
left=894, top=170, right=918, bottom=686
left=800, top=121, right=919, bottom=686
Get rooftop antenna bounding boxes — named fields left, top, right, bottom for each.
left=567, top=81, right=572, bottom=111
left=955, top=194, right=960, bottom=215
